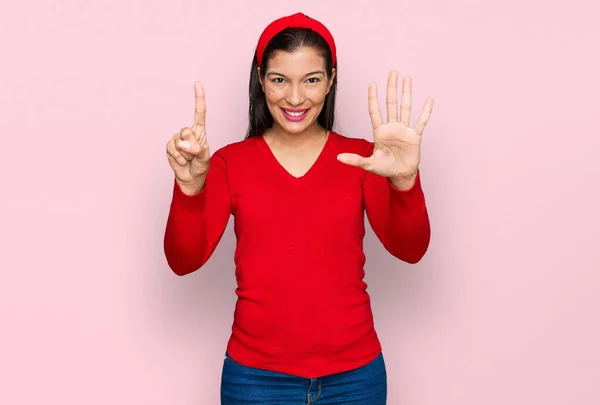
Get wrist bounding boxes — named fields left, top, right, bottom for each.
left=177, top=177, right=206, bottom=196
left=388, top=173, right=417, bottom=191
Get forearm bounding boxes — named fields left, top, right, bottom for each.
left=164, top=179, right=210, bottom=275
left=383, top=172, right=431, bottom=263
left=164, top=153, right=233, bottom=275
left=365, top=168, right=431, bottom=263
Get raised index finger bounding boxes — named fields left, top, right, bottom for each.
left=193, top=82, right=206, bottom=130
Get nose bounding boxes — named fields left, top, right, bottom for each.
left=285, top=83, right=305, bottom=107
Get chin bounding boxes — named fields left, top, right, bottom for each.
left=278, top=121, right=315, bottom=134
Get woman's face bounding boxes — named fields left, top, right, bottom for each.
left=259, top=46, right=336, bottom=135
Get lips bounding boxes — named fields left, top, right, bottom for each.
left=281, top=108, right=309, bottom=121
left=282, top=108, right=308, bottom=115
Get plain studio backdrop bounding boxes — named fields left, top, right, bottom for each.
left=1, top=1, right=598, bottom=404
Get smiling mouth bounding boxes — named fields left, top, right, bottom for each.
left=281, top=108, right=309, bottom=117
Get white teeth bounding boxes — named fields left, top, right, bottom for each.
left=284, top=109, right=307, bottom=117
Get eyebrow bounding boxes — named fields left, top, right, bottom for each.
left=266, top=70, right=326, bottom=78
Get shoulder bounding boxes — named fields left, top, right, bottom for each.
left=331, top=131, right=374, bottom=155
left=211, top=136, right=260, bottom=160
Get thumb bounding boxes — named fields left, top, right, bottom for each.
left=179, top=140, right=203, bottom=155
left=337, top=153, right=371, bottom=169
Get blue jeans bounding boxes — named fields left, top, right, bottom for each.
left=220, top=351, right=387, bottom=404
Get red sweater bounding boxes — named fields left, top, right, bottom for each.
left=163, top=131, right=430, bottom=378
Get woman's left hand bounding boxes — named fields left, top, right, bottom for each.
left=337, top=71, right=434, bottom=190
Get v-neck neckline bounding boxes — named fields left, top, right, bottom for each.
left=257, top=130, right=336, bottom=181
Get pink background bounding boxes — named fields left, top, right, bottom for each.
left=1, top=0, right=599, bottom=404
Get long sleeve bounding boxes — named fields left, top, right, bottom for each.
left=163, top=150, right=232, bottom=275
left=363, top=166, right=431, bottom=264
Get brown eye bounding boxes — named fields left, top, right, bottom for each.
left=307, top=77, right=320, bottom=84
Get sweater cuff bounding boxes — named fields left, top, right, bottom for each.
left=387, top=170, right=425, bottom=205
left=172, top=178, right=207, bottom=212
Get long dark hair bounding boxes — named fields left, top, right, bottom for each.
left=245, top=27, right=337, bottom=139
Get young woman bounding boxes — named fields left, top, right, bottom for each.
left=164, top=12, right=434, bottom=405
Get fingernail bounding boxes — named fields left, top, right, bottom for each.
left=180, top=141, right=191, bottom=151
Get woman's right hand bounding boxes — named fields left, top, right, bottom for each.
left=166, top=82, right=211, bottom=194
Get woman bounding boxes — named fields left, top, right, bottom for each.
left=164, top=12, right=434, bottom=405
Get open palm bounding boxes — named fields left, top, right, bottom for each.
left=338, top=71, right=434, bottom=183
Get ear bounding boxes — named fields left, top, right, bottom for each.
left=257, top=67, right=264, bottom=91
left=326, top=68, right=336, bottom=94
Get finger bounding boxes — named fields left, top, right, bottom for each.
left=166, top=153, right=181, bottom=170
left=180, top=126, right=200, bottom=147
left=173, top=128, right=196, bottom=161
left=400, top=76, right=412, bottom=126
left=178, top=138, right=204, bottom=156
left=193, top=82, right=206, bottom=133
left=195, top=125, right=206, bottom=144
left=368, top=83, right=383, bottom=129
left=414, top=97, right=434, bottom=136
left=386, top=71, right=398, bottom=123
left=167, top=141, right=188, bottom=166
left=180, top=127, right=195, bottom=141
left=337, top=153, right=372, bottom=170
left=199, top=132, right=208, bottom=148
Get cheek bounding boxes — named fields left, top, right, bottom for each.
left=265, top=91, right=282, bottom=115
left=265, top=88, right=282, bottom=103
left=308, top=88, right=327, bottom=105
